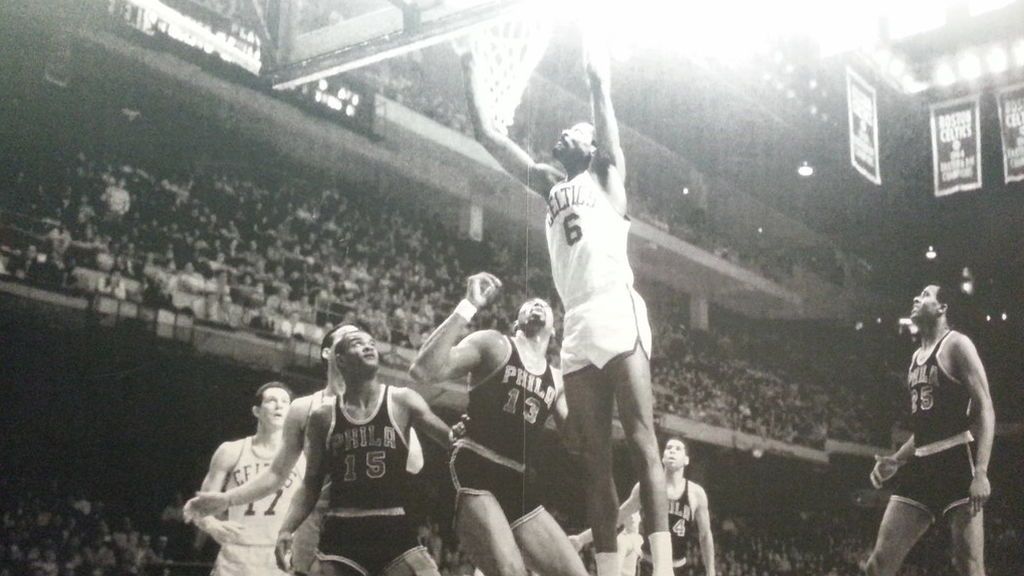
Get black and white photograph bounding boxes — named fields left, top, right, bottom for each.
left=1, top=1, right=1021, bottom=575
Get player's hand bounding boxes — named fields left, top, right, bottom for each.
left=869, top=454, right=900, bottom=489
left=568, top=534, right=585, bottom=552
left=969, top=473, right=990, bottom=515
left=449, top=414, right=470, bottom=444
left=465, top=273, right=502, bottom=308
left=275, top=531, right=294, bottom=572
left=185, top=492, right=230, bottom=519
left=205, top=520, right=245, bottom=545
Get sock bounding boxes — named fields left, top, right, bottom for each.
left=648, top=531, right=673, bottom=576
left=596, top=552, right=621, bottom=576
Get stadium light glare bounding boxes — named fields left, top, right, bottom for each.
left=798, top=161, right=814, bottom=177
left=987, top=47, right=1008, bottom=74
left=1013, top=39, right=1024, bottom=67
left=925, top=245, right=937, bottom=260
left=901, top=74, right=928, bottom=93
left=888, top=57, right=906, bottom=77
left=1001, top=312, right=1008, bottom=321
left=959, top=52, right=982, bottom=80
left=986, top=314, right=992, bottom=322
left=935, top=62, right=957, bottom=86
left=961, top=281, right=974, bottom=295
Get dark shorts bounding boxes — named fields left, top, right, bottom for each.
left=318, top=514, right=436, bottom=576
left=449, top=442, right=544, bottom=528
left=892, top=442, right=975, bottom=519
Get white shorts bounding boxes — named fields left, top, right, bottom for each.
left=560, top=284, right=652, bottom=375
left=213, top=544, right=288, bottom=576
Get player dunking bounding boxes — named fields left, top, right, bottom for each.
left=865, top=285, right=994, bottom=576
left=187, top=325, right=421, bottom=575
left=462, top=23, right=671, bottom=576
left=571, top=438, right=715, bottom=576
left=276, top=326, right=452, bottom=576
left=194, top=382, right=302, bottom=576
left=410, top=272, right=589, bottom=576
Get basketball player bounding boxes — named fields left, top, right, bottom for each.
left=865, top=284, right=994, bottom=576
left=409, top=272, right=588, bottom=576
left=570, top=438, right=715, bottom=576
left=194, top=382, right=301, bottom=576
left=461, top=23, right=671, bottom=576
left=276, top=326, right=452, bottom=576
left=186, top=325, right=404, bottom=575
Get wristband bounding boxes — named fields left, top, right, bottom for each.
left=454, top=299, right=478, bottom=322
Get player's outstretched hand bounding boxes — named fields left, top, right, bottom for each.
left=275, top=531, right=294, bottom=572
left=969, top=473, right=990, bottom=515
left=206, top=520, right=245, bottom=546
left=465, top=272, right=502, bottom=308
left=869, top=454, right=900, bottom=489
left=185, top=492, right=230, bottom=520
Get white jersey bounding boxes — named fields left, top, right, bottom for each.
left=224, top=436, right=305, bottom=546
left=545, top=171, right=634, bottom=308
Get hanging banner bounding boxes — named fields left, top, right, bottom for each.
left=996, top=82, right=1024, bottom=184
left=846, top=68, right=881, bottom=185
left=930, top=95, right=982, bottom=197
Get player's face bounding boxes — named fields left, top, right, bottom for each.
left=910, top=285, right=945, bottom=324
left=256, top=387, right=292, bottom=429
left=552, top=123, right=595, bottom=165
left=516, top=298, right=554, bottom=335
left=337, top=331, right=379, bottom=375
left=662, top=439, right=688, bottom=470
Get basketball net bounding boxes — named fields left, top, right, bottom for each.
left=455, top=13, right=552, bottom=135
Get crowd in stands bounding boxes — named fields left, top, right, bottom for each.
left=1, top=146, right=897, bottom=447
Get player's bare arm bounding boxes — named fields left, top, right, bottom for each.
left=460, top=52, right=563, bottom=196
left=187, top=398, right=309, bottom=517
left=410, top=272, right=505, bottom=383
left=394, top=387, right=453, bottom=448
left=582, top=23, right=627, bottom=215
left=692, top=484, right=716, bottom=576
left=275, top=405, right=330, bottom=571
left=550, top=369, right=569, bottom=429
left=191, top=440, right=246, bottom=543
left=947, top=333, right=995, bottom=514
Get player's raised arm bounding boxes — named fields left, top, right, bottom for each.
left=460, top=52, right=563, bottom=196
left=949, top=334, right=995, bottom=514
left=692, top=484, right=716, bottom=576
left=275, top=406, right=330, bottom=570
left=409, top=272, right=504, bottom=383
left=582, top=22, right=627, bottom=214
left=395, top=387, right=453, bottom=448
left=187, top=399, right=308, bottom=518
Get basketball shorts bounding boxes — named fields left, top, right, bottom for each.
left=561, top=284, right=652, bottom=375
left=891, top=441, right=976, bottom=519
left=449, top=440, right=544, bottom=529
left=318, top=514, right=437, bottom=576
left=212, top=544, right=288, bottom=576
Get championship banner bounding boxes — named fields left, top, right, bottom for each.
left=846, top=68, right=881, bottom=185
left=930, top=95, right=982, bottom=197
left=996, top=82, right=1024, bottom=183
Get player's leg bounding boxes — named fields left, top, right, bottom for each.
left=455, top=493, right=529, bottom=576
left=513, top=509, right=589, bottom=576
left=606, top=349, right=670, bottom=575
left=382, top=547, right=441, bottom=576
left=947, top=505, right=984, bottom=576
left=864, top=499, right=932, bottom=576
left=563, top=367, right=619, bottom=576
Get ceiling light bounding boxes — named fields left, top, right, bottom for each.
left=959, top=52, right=982, bottom=80
left=987, top=47, right=1008, bottom=74
left=935, top=62, right=956, bottom=86
left=925, top=246, right=937, bottom=260
left=798, top=161, right=814, bottom=177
